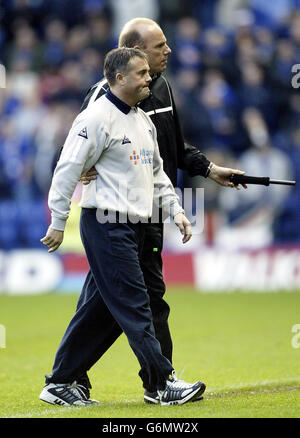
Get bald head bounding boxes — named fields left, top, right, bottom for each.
left=118, top=18, right=160, bottom=48
left=118, top=18, right=171, bottom=75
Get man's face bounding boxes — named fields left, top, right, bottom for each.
left=141, top=26, right=172, bottom=75
left=122, top=56, right=152, bottom=104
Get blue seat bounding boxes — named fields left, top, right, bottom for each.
left=0, top=223, right=20, bottom=249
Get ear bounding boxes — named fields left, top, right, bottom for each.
left=116, top=72, right=126, bottom=86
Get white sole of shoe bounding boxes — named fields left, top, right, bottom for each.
left=89, top=398, right=99, bottom=404
left=39, top=388, right=88, bottom=406
left=144, top=394, right=160, bottom=404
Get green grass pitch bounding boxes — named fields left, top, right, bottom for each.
left=0, top=288, right=300, bottom=418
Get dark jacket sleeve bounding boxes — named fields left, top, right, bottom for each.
left=170, top=85, right=211, bottom=178
left=57, top=82, right=102, bottom=161
left=80, top=83, right=98, bottom=112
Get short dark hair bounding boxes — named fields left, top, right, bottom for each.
left=103, top=47, right=148, bottom=86
left=118, top=30, right=146, bottom=49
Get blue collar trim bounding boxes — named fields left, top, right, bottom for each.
left=105, top=89, right=131, bottom=114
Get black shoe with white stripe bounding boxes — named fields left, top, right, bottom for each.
left=76, top=383, right=99, bottom=404
left=144, top=389, right=204, bottom=404
left=144, top=390, right=160, bottom=404
left=157, top=371, right=206, bottom=406
left=39, top=382, right=93, bottom=406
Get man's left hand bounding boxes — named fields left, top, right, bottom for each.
left=174, top=212, right=192, bottom=244
left=208, top=164, right=248, bottom=190
left=41, top=227, right=64, bottom=253
left=80, top=166, right=98, bottom=185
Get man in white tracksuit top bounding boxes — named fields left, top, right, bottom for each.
left=39, top=47, right=205, bottom=406
left=48, top=82, right=183, bottom=230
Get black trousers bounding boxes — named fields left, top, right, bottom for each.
left=47, top=209, right=173, bottom=392
left=76, top=222, right=173, bottom=392
left=138, top=222, right=173, bottom=381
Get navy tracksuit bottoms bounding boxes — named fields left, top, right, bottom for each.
left=47, top=208, right=173, bottom=391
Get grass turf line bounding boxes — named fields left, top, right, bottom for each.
left=0, top=288, right=300, bottom=418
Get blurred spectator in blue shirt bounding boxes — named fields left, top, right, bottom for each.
left=219, top=108, right=293, bottom=227
left=170, top=17, right=203, bottom=73
left=42, top=19, right=66, bottom=67
left=5, top=23, right=43, bottom=72
left=0, top=116, right=37, bottom=201
left=273, top=127, right=300, bottom=242
left=270, top=38, right=297, bottom=91
left=289, top=10, right=300, bottom=58
left=254, top=26, right=275, bottom=66
left=200, top=69, right=242, bottom=154
left=202, top=27, right=235, bottom=76
left=237, top=61, right=274, bottom=127
left=86, top=14, right=114, bottom=54
left=173, top=68, right=212, bottom=149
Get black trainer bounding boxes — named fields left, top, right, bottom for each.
left=157, top=371, right=206, bottom=406
left=76, top=383, right=99, bottom=404
left=144, top=390, right=160, bottom=404
left=39, top=382, right=93, bottom=406
left=144, top=389, right=204, bottom=404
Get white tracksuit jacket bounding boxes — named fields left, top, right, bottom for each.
left=48, top=90, right=183, bottom=231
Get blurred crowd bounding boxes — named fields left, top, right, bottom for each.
left=0, top=0, right=300, bottom=249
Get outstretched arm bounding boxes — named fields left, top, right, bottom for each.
left=208, top=164, right=248, bottom=190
